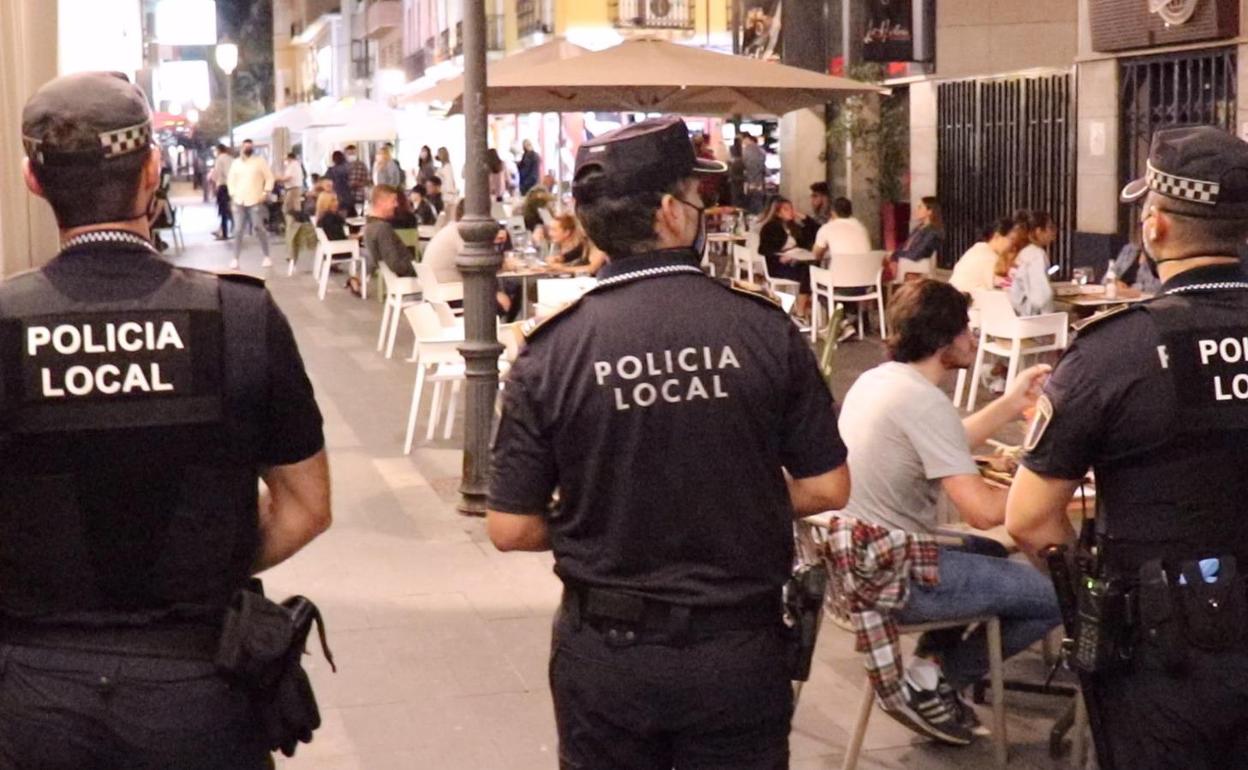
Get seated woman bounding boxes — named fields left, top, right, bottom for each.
left=1008, top=210, right=1056, bottom=316
left=314, top=192, right=355, bottom=243
left=545, top=214, right=606, bottom=276
left=390, top=190, right=420, bottom=229
left=757, top=197, right=816, bottom=318
left=1112, top=225, right=1161, bottom=294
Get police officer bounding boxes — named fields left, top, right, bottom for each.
left=1006, top=126, right=1248, bottom=769
left=487, top=116, right=851, bottom=768
left=1, top=72, right=331, bottom=767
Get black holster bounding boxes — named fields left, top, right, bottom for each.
left=784, top=563, right=828, bottom=682
left=215, top=581, right=336, bottom=758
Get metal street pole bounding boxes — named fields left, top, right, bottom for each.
left=226, top=75, right=234, bottom=148
left=456, top=0, right=502, bottom=516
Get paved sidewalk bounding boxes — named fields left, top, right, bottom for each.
left=162, top=194, right=1080, bottom=769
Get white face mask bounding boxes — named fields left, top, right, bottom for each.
left=346, top=154, right=357, bottom=162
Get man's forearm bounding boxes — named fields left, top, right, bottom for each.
left=963, top=394, right=1021, bottom=449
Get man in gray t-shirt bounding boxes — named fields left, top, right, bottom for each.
left=833, top=280, right=1061, bottom=746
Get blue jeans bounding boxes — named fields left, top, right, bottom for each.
left=894, top=547, right=1061, bottom=688
left=233, top=203, right=269, bottom=258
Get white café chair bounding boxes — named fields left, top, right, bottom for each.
left=957, top=289, right=1069, bottom=411
left=731, top=245, right=801, bottom=298
left=414, top=262, right=464, bottom=307
left=828, top=252, right=888, bottom=340
left=809, top=266, right=835, bottom=343
left=403, top=303, right=466, bottom=453
left=534, top=277, right=596, bottom=317
left=893, top=256, right=933, bottom=283
left=312, top=227, right=366, bottom=301
left=376, top=262, right=422, bottom=359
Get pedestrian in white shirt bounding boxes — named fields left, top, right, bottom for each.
left=280, top=152, right=305, bottom=194
left=227, top=139, right=276, bottom=269
left=210, top=144, right=234, bottom=240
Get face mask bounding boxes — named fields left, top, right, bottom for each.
left=674, top=197, right=707, bottom=256
left=242, top=148, right=254, bottom=157
left=347, top=154, right=357, bottom=162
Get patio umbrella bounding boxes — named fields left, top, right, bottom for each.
left=453, top=37, right=886, bottom=117
left=399, top=37, right=590, bottom=106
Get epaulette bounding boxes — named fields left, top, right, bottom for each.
left=716, top=276, right=786, bottom=311
left=520, top=296, right=585, bottom=341
left=1071, top=302, right=1139, bottom=335
left=215, top=271, right=266, bottom=288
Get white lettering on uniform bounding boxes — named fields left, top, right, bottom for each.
left=718, top=346, right=740, bottom=369
left=122, top=364, right=152, bottom=393
left=597, top=346, right=738, bottom=409
left=593, top=361, right=612, bottom=386
left=1157, top=345, right=1169, bottom=370
left=687, top=376, right=709, bottom=400
left=118, top=322, right=144, bottom=352
left=53, top=325, right=81, bottom=355
left=96, top=364, right=121, bottom=395
left=634, top=382, right=657, bottom=407
left=155, top=322, right=184, bottom=350
left=41, top=369, right=64, bottom=397
left=27, top=327, right=50, bottom=356
left=618, top=356, right=642, bottom=380
left=64, top=366, right=93, bottom=396
left=1214, top=374, right=1248, bottom=401
left=1199, top=339, right=1219, bottom=365
left=678, top=348, right=698, bottom=372
left=661, top=379, right=681, bottom=403
left=1221, top=338, right=1244, bottom=364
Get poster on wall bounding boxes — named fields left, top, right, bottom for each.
left=740, top=0, right=782, bottom=62
left=862, top=0, right=934, bottom=63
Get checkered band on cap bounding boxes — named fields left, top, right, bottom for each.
left=99, top=121, right=152, bottom=158
left=1147, top=160, right=1220, bottom=205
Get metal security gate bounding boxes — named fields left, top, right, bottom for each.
left=1119, top=48, right=1236, bottom=237
left=936, top=72, right=1076, bottom=276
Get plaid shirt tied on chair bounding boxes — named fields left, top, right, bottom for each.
left=820, top=518, right=941, bottom=711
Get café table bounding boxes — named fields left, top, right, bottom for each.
left=1053, top=284, right=1151, bottom=317
left=497, top=263, right=580, bottom=320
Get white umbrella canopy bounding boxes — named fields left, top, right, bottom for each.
left=456, top=37, right=886, bottom=117
left=400, top=38, right=591, bottom=105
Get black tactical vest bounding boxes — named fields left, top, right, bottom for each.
left=0, top=265, right=267, bottom=624
left=1099, top=290, right=1248, bottom=572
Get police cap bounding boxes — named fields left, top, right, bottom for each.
left=22, top=72, right=153, bottom=169
left=573, top=116, right=725, bottom=202
left=1120, top=126, right=1248, bottom=217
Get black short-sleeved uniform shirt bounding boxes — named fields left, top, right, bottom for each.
left=489, top=251, right=848, bottom=608
left=36, top=246, right=326, bottom=467
left=1023, top=263, right=1248, bottom=557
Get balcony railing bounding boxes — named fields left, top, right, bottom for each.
left=611, top=0, right=695, bottom=30
left=516, top=0, right=553, bottom=38
left=451, top=16, right=505, bottom=56
left=404, top=49, right=428, bottom=81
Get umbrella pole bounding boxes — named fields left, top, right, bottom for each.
left=556, top=113, right=566, bottom=203
left=456, top=0, right=503, bottom=517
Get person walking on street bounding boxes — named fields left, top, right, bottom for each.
left=742, top=133, right=767, bottom=214
left=373, top=145, right=402, bottom=188
left=518, top=139, right=541, bottom=195
left=488, top=116, right=851, bottom=768
left=227, top=138, right=275, bottom=269
left=11, top=70, right=332, bottom=769
left=1007, top=126, right=1248, bottom=770
left=210, top=144, right=234, bottom=240
left=345, top=144, right=369, bottom=215
left=280, top=151, right=305, bottom=196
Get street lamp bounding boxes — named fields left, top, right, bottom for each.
left=215, top=39, right=239, bottom=148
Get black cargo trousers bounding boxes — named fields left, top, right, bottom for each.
left=0, top=644, right=269, bottom=770
left=549, top=603, right=794, bottom=770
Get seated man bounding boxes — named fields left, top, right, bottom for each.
left=409, top=188, right=438, bottom=226
left=361, top=185, right=419, bottom=294
left=424, top=176, right=445, bottom=214
left=836, top=279, right=1062, bottom=746
left=949, top=216, right=1024, bottom=294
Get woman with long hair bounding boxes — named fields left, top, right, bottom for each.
left=892, top=195, right=945, bottom=265
left=757, top=197, right=816, bottom=318
left=415, top=145, right=437, bottom=188
left=546, top=214, right=606, bottom=276
left=486, top=148, right=507, bottom=201
left=314, top=192, right=349, bottom=242
left=1008, top=210, right=1057, bottom=316
left=435, top=146, right=458, bottom=198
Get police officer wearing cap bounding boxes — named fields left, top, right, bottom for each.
left=1006, top=126, right=1248, bottom=769
left=487, top=116, right=851, bottom=768
left=1, top=72, right=331, bottom=767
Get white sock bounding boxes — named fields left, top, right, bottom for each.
left=905, top=656, right=942, bottom=691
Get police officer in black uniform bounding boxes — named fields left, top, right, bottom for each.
left=1006, top=126, right=1248, bottom=770
left=487, top=116, right=851, bottom=769
left=0, top=72, right=331, bottom=768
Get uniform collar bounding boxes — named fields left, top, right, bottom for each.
left=1160, top=262, right=1248, bottom=294
left=596, top=249, right=702, bottom=282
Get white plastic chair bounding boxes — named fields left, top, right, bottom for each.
left=312, top=227, right=366, bottom=301
left=403, top=303, right=466, bottom=453
left=809, top=266, right=835, bottom=343
left=732, top=244, right=800, bottom=297
left=414, top=262, right=464, bottom=306
left=829, top=252, right=888, bottom=339
left=376, top=262, right=422, bottom=359
left=894, top=256, right=933, bottom=283
left=959, top=289, right=1069, bottom=411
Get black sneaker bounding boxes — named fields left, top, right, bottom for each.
left=938, top=680, right=990, bottom=736
left=877, top=681, right=975, bottom=746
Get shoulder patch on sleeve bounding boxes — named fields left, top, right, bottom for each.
left=717, top=277, right=786, bottom=311
left=521, top=296, right=584, bottom=341
left=1023, top=394, right=1054, bottom=452
left=1071, top=303, right=1137, bottom=335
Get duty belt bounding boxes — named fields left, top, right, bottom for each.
left=562, top=584, right=782, bottom=638
left=0, top=619, right=220, bottom=661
